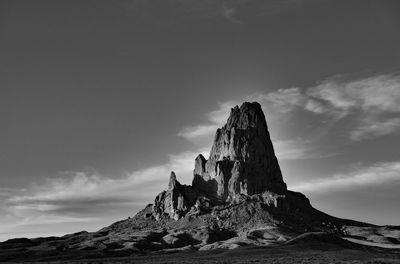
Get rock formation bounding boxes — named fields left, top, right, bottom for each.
left=153, top=172, right=194, bottom=220
left=193, top=102, right=287, bottom=201
left=152, top=172, right=216, bottom=221
left=152, top=102, right=288, bottom=219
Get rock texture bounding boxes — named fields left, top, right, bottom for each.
left=152, top=172, right=216, bottom=221
left=193, top=102, right=287, bottom=201
left=153, top=172, right=196, bottom=220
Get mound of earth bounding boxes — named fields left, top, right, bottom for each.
left=283, top=232, right=364, bottom=250
left=1, top=102, right=399, bottom=262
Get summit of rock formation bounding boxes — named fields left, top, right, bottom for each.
left=193, top=102, right=287, bottom=201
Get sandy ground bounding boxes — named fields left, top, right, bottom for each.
left=3, top=246, right=400, bottom=264
left=344, top=237, right=400, bottom=249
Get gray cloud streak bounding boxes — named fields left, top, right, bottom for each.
left=291, top=161, right=400, bottom=193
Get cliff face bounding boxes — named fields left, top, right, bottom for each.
left=152, top=102, right=288, bottom=220
left=152, top=172, right=216, bottom=221
left=153, top=172, right=197, bottom=220
left=192, top=102, right=287, bottom=201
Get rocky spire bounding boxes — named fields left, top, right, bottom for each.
left=192, top=102, right=287, bottom=200
left=168, top=171, right=179, bottom=190
left=153, top=171, right=202, bottom=220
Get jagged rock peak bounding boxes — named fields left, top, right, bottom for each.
left=152, top=171, right=214, bottom=220
left=193, top=101, right=287, bottom=200
left=168, top=171, right=179, bottom=190
left=225, top=102, right=268, bottom=130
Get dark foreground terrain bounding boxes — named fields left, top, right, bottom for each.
left=1, top=245, right=400, bottom=264
left=2, top=233, right=400, bottom=264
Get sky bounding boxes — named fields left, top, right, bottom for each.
left=1, top=0, right=400, bottom=241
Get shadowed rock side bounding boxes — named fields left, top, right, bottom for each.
left=152, top=172, right=219, bottom=221
left=193, top=102, right=286, bottom=201
left=1, top=102, right=399, bottom=262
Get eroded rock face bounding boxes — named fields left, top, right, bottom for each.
left=153, top=172, right=192, bottom=220
left=192, top=102, right=287, bottom=200
left=152, top=172, right=214, bottom=220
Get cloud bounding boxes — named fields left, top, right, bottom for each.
left=272, top=139, right=309, bottom=160
left=1, top=148, right=208, bottom=240
left=208, top=100, right=238, bottom=124
left=304, top=99, right=327, bottom=114
left=16, top=215, right=98, bottom=226
left=221, top=5, right=242, bottom=24
left=179, top=73, right=400, bottom=145
left=254, top=88, right=306, bottom=113
left=176, top=88, right=326, bottom=159
left=177, top=89, right=307, bottom=142
left=274, top=138, right=335, bottom=160
left=8, top=150, right=204, bottom=214
left=177, top=100, right=237, bottom=141
left=307, top=74, right=400, bottom=140
left=177, top=88, right=310, bottom=142
left=177, top=125, right=218, bottom=141
left=177, top=96, right=333, bottom=161
left=350, top=118, right=400, bottom=141
left=0, top=187, right=25, bottom=197
left=291, top=161, right=400, bottom=193
left=307, top=74, right=400, bottom=115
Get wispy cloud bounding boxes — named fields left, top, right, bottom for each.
left=307, top=74, right=400, bottom=140
left=254, top=88, right=306, bottom=113
left=178, top=94, right=331, bottom=160
left=291, top=161, right=400, bottom=193
left=177, top=89, right=307, bottom=142
left=0, top=187, right=25, bottom=197
left=177, top=100, right=238, bottom=142
left=7, top=150, right=205, bottom=215
left=274, top=138, right=336, bottom=160
left=221, top=5, right=242, bottom=24
left=177, top=125, right=218, bottom=141
left=0, top=148, right=208, bottom=240
left=178, top=73, right=400, bottom=144
left=308, top=74, right=400, bottom=114
left=350, top=118, right=400, bottom=141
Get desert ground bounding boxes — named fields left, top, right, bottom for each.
left=2, top=246, right=400, bottom=264
left=2, top=234, right=400, bottom=264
